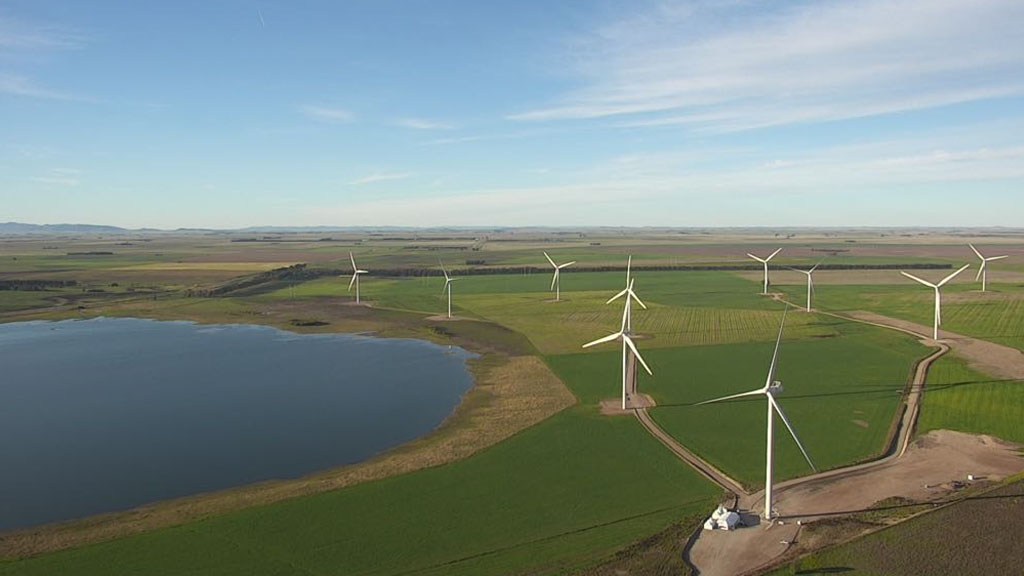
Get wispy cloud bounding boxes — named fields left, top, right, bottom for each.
left=349, top=172, right=412, bottom=185
left=511, top=0, right=1024, bottom=131
left=393, top=118, right=454, bottom=130
left=0, top=73, right=75, bottom=100
left=300, top=105, right=354, bottom=123
left=0, top=15, right=86, bottom=50
left=31, top=168, right=81, bottom=187
left=307, top=135, right=1024, bottom=227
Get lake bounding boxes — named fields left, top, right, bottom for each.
left=0, top=317, right=475, bottom=531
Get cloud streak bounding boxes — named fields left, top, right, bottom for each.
left=300, top=105, right=354, bottom=123
left=349, top=172, right=412, bottom=185
left=511, top=0, right=1024, bottom=131
left=393, top=118, right=454, bottom=130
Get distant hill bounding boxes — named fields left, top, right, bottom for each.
left=0, top=222, right=129, bottom=235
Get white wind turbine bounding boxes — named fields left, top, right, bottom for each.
left=607, top=271, right=647, bottom=333
left=583, top=295, right=653, bottom=411
left=748, top=248, right=782, bottom=295
left=544, top=252, right=576, bottom=301
left=900, top=264, right=970, bottom=340
left=969, top=244, right=1008, bottom=292
left=697, top=307, right=815, bottom=519
left=348, top=252, right=369, bottom=303
left=439, top=261, right=460, bottom=319
left=786, top=262, right=821, bottom=312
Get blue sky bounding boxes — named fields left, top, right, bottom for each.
left=2, top=0, right=1024, bottom=228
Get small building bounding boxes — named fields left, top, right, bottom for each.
left=703, top=505, right=741, bottom=531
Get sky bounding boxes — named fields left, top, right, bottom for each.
left=2, top=0, right=1024, bottom=229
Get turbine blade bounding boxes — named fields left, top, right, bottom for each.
left=629, top=290, right=648, bottom=310
left=988, top=255, right=1009, bottom=261
left=900, top=271, right=936, bottom=288
left=607, top=288, right=628, bottom=304
left=626, top=255, right=632, bottom=286
left=550, top=269, right=559, bottom=291
left=764, top=307, right=789, bottom=389
left=768, top=394, right=816, bottom=472
left=697, top=388, right=763, bottom=405
left=623, top=335, right=652, bottom=375
left=937, top=263, right=971, bottom=287
left=583, top=332, right=621, bottom=348
left=766, top=247, right=782, bottom=261
left=559, top=261, right=576, bottom=269
left=544, top=251, right=556, bottom=268
left=809, top=260, right=822, bottom=273
left=969, top=243, right=984, bottom=260
left=747, top=253, right=767, bottom=264
left=350, top=251, right=357, bottom=271
left=348, top=273, right=356, bottom=291
left=975, top=262, right=985, bottom=282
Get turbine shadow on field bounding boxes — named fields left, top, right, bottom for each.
left=655, top=384, right=907, bottom=408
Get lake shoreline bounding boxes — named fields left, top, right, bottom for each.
left=0, top=306, right=572, bottom=560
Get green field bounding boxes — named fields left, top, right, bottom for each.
left=777, top=281, right=1024, bottom=351
left=637, top=320, right=925, bottom=487
left=3, top=231, right=1024, bottom=574
left=916, top=353, right=1024, bottom=444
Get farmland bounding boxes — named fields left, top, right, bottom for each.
left=1, top=229, right=1023, bottom=574
left=916, top=353, right=1024, bottom=444
left=766, top=478, right=1024, bottom=576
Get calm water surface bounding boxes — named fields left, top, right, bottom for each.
left=0, top=317, right=474, bottom=531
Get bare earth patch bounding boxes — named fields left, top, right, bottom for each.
left=599, top=394, right=656, bottom=415
left=689, top=430, right=1024, bottom=576
left=774, top=430, right=1024, bottom=519
left=0, top=355, right=575, bottom=559
left=852, top=419, right=869, bottom=428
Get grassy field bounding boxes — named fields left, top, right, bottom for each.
left=766, top=478, right=1024, bottom=576
left=3, top=230, right=1024, bottom=574
left=916, top=353, right=1024, bottom=444
left=627, top=319, right=924, bottom=488
left=776, top=281, right=1024, bottom=351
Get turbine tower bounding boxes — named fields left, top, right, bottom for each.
left=544, top=252, right=576, bottom=301
left=697, top=307, right=815, bottom=519
left=900, top=264, right=970, bottom=340
left=969, top=244, right=1008, bottom=292
left=439, top=260, right=459, bottom=319
left=348, top=252, right=369, bottom=303
left=748, top=248, right=782, bottom=295
left=786, top=262, right=820, bottom=312
left=583, top=295, right=653, bottom=411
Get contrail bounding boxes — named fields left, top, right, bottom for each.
left=258, top=9, right=265, bottom=28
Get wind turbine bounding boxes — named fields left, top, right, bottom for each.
left=900, top=264, right=970, bottom=340
left=348, top=252, right=368, bottom=303
left=786, top=262, right=821, bottom=312
left=748, top=248, right=782, bottom=295
left=544, top=252, right=576, bottom=301
left=440, top=261, right=459, bottom=319
left=608, top=276, right=647, bottom=333
left=969, top=244, right=1008, bottom=292
left=583, top=297, right=653, bottom=411
left=697, top=307, right=815, bottom=519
